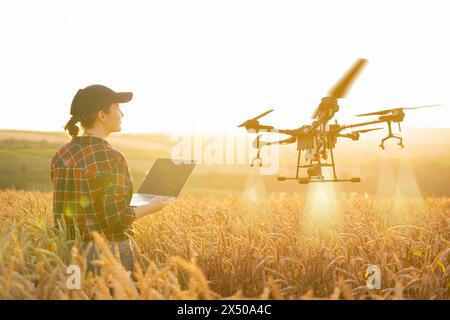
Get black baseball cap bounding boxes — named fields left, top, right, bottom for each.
left=70, top=84, right=133, bottom=120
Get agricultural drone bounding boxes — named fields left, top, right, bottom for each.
left=237, top=59, right=439, bottom=184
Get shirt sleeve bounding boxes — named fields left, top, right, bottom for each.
left=50, top=154, right=56, bottom=182
left=50, top=158, right=59, bottom=229
left=102, top=155, right=136, bottom=232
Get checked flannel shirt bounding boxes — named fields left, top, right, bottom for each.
left=51, top=135, right=135, bottom=242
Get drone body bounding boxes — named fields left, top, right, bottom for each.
left=237, top=59, right=439, bottom=184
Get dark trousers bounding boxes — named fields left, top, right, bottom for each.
left=82, top=239, right=135, bottom=275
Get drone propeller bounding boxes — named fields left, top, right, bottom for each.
left=328, top=58, right=368, bottom=99
left=238, top=109, right=274, bottom=128
left=403, top=104, right=441, bottom=110
left=356, top=104, right=441, bottom=117
left=312, top=58, right=368, bottom=119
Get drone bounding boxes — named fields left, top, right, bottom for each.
left=237, top=58, right=439, bottom=184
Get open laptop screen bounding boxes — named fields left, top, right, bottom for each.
left=137, top=158, right=196, bottom=197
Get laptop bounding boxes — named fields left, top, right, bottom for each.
left=130, top=158, right=196, bottom=207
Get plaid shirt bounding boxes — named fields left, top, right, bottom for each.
left=51, top=135, right=135, bottom=242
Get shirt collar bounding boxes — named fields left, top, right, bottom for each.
left=71, top=135, right=111, bottom=147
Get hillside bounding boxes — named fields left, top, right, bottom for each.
left=0, top=128, right=449, bottom=196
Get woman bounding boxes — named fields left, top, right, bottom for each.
left=51, top=84, right=170, bottom=274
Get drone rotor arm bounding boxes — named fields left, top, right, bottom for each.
left=356, top=127, right=384, bottom=133
left=253, top=135, right=297, bottom=147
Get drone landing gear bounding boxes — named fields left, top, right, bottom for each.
left=250, top=148, right=263, bottom=167
left=379, top=136, right=404, bottom=149
left=277, top=176, right=361, bottom=184
left=379, top=121, right=404, bottom=149
left=276, top=140, right=361, bottom=184
left=250, top=158, right=262, bottom=167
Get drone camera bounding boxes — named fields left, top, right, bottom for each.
left=298, top=178, right=309, bottom=184
left=307, top=165, right=322, bottom=178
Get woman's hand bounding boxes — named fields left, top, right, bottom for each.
left=150, top=196, right=173, bottom=212
left=133, top=196, right=173, bottom=221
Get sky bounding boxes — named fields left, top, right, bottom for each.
left=0, top=0, right=448, bottom=134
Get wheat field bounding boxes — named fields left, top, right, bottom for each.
left=0, top=188, right=448, bottom=300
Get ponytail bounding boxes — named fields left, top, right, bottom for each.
left=64, top=116, right=80, bottom=137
